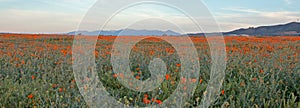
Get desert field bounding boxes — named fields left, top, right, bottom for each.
left=0, top=34, right=299, bottom=107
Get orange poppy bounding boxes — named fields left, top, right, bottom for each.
left=143, top=97, right=150, bottom=104
left=113, top=74, right=118, bottom=78
left=259, top=69, right=264, bottom=74
left=199, top=79, right=203, bottom=84
left=221, top=90, right=225, bottom=95
left=190, top=78, right=197, bottom=83
left=176, top=63, right=181, bottom=67
left=135, top=76, right=140, bottom=80
left=154, top=99, right=162, bottom=104
left=136, top=68, right=141, bottom=71
left=58, top=88, right=63, bottom=92
left=165, top=74, right=170, bottom=80
left=181, top=77, right=186, bottom=84
left=252, top=77, right=257, bottom=81
left=28, top=94, right=34, bottom=99
left=52, top=84, right=58, bottom=88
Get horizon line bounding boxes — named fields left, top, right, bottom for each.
left=1, top=21, right=299, bottom=35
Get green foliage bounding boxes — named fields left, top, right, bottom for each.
left=0, top=36, right=299, bottom=107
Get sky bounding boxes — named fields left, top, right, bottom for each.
left=0, top=0, right=299, bottom=33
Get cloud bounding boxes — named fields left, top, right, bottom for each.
left=37, top=0, right=96, bottom=11
left=284, top=0, right=292, bottom=4
left=0, top=9, right=82, bottom=33
left=213, top=7, right=300, bottom=31
left=221, top=7, right=262, bottom=13
left=1, top=1, right=299, bottom=33
left=97, top=4, right=197, bottom=33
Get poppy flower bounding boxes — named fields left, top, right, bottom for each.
left=144, top=94, right=148, bottom=98
left=136, top=68, right=140, bottom=71
left=113, top=74, right=118, bottom=78
left=199, top=79, right=203, bottom=84
left=143, top=97, right=150, bottom=104
left=181, top=77, right=186, bottom=84
left=151, top=98, right=162, bottom=105
left=135, top=76, right=140, bottom=80
left=155, top=100, right=162, bottom=104
left=176, top=63, right=181, bottom=67
left=52, top=84, right=58, bottom=88
left=165, top=74, right=170, bottom=80
left=28, top=94, right=34, bottom=99
left=191, top=78, right=197, bottom=83
left=21, top=60, right=25, bottom=65
left=221, top=90, right=225, bottom=95
left=259, top=69, right=264, bottom=74
left=58, top=88, right=63, bottom=92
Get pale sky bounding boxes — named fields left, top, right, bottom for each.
left=0, top=0, right=299, bottom=33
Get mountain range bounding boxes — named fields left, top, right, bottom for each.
left=68, top=29, right=181, bottom=36
left=224, top=22, right=300, bottom=36
left=18, top=22, right=298, bottom=36
left=188, top=22, right=300, bottom=36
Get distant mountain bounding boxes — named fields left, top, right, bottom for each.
left=68, top=29, right=181, bottom=36
left=224, top=22, right=300, bottom=36
left=3, top=22, right=299, bottom=36
left=188, top=22, right=300, bottom=36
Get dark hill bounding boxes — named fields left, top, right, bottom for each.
left=224, top=22, right=300, bottom=36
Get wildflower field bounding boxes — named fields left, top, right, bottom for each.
left=0, top=34, right=299, bottom=107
